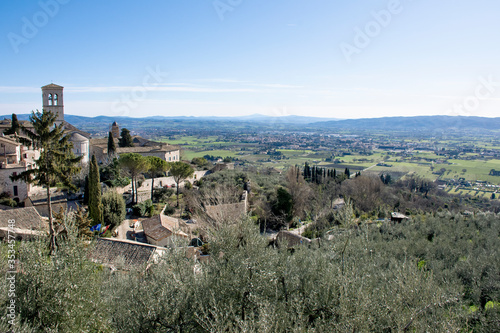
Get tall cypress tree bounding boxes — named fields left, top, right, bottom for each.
left=345, top=168, right=350, bottom=179
left=107, top=131, right=116, bottom=156
left=88, top=155, right=103, bottom=225
left=4, top=113, right=20, bottom=135
left=83, top=175, right=89, bottom=205
left=304, top=162, right=311, bottom=181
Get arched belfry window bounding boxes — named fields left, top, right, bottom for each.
left=54, top=94, right=59, bottom=106
left=48, top=93, right=53, bottom=106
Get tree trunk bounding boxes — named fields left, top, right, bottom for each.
left=131, top=175, right=135, bottom=205
left=176, top=181, right=180, bottom=207
left=135, top=176, right=139, bottom=205
left=47, top=186, right=56, bottom=255
left=151, top=176, right=155, bottom=202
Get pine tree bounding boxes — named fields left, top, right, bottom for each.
left=170, top=161, right=194, bottom=207
left=119, top=153, right=150, bottom=205
left=119, top=128, right=134, bottom=147
left=107, top=131, right=116, bottom=156
left=10, top=110, right=82, bottom=254
left=88, top=155, right=103, bottom=225
left=147, top=156, right=170, bottom=201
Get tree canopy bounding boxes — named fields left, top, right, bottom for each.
left=118, top=128, right=134, bottom=147
left=169, top=161, right=194, bottom=207
left=119, top=153, right=149, bottom=204
left=147, top=156, right=170, bottom=201
left=102, top=190, right=126, bottom=229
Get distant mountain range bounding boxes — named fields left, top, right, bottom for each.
left=0, top=113, right=338, bottom=124
left=1, top=114, right=499, bottom=131
left=311, top=116, right=500, bottom=131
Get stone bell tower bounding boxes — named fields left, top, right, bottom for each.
left=41, top=83, right=64, bottom=127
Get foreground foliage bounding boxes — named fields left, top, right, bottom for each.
left=1, top=211, right=499, bottom=332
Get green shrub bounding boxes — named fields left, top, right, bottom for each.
left=154, top=187, right=174, bottom=203
left=132, top=199, right=153, bottom=217
left=2, top=209, right=499, bottom=332
left=0, top=197, right=17, bottom=207
left=102, top=190, right=126, bottom=228
left=163, top=204, right=176, bottom=215
left=146, top=204, right=155, bottom=217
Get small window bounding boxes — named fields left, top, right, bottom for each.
left=48, top=93, right=53, bottom=106
left=13, top=186, right=18, bottom=196
left=54, top=94, right=59, bottom=106
left=12, top=172, right=17, bottom=177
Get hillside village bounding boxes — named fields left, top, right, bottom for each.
left=0, top=84, right=241, bottom=268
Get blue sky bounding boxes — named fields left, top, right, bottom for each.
left=0, top=0, right=499, bottom=119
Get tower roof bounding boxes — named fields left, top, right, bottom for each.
left=68, top=132, right=88, bottom=142
left=112, top=121, right=118, bottom=126
left=41, top=83, right=64, bottom=89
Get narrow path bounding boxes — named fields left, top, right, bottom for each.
left=362, top=164, right=378, bottom=172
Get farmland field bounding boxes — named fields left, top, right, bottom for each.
left=163, top=135, right=500, bottom=185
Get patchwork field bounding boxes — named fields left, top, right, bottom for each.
left=164, top=135, right=500, bottom=185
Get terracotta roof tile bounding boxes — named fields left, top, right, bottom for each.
left=0, top=207, right=47, bottom=231
left=90, top=238, right=157, bottom=267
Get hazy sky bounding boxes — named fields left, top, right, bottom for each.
left=1, top=0, right=499, bottom=119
